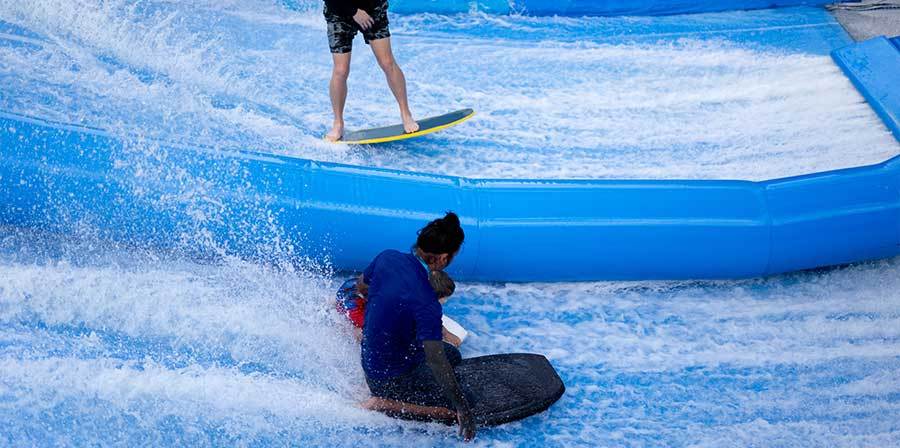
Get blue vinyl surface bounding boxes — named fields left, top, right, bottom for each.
left=2, top=111, right=898, bottom=281
left=387, top=0, right=851, bottom=16
left=832, top=37, right=900, bottom=142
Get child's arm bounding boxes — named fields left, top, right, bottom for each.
left=441, top=316, right=468, bottom=345
left=356, top=273, right=368, bottom=296
left=442, top=326, right=462, bottom=347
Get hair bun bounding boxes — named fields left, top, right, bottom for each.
left=441, top=212, right=460, bottom=228
left=416, top=211, right=465, bottom=255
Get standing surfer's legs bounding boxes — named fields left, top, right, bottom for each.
left=369, top=37, right=419, bottom=134
left=327, top=52, right=351, bottom=142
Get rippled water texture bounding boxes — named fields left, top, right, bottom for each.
left=1, top=1, right=899, bottom=446
left=2, top=228, right=900, bottom=446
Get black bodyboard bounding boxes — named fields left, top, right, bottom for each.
left=385, top=353, right=565, bottom=427
left=459, top=353, right=565, bottom=426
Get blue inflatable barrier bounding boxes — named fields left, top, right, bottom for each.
left=1, top=111, right=898, bottom=282
left=388, top=0, right=854, bottom=16
left=832, top=37, right=900, bottom=142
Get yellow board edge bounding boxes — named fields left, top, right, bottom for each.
left=328, top=110, right=475, bottom=145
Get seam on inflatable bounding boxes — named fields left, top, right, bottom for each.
left=457, top=177, right=484, bottom=280
left=758, top=182, right=775, bottom=277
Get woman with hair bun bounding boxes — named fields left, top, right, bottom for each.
left=356, top=211, right=476, bottom=441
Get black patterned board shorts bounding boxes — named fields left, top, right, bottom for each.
left=324, top=2, right=390, bottom=54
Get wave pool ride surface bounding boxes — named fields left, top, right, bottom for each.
left=2, top=0, right=900, bottom=446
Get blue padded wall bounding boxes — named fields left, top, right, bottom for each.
left=2, top=112, right=898, bottom=281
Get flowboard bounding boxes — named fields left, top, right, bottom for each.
left=459, top=353, right=565, bottom=426
left=337, top=109, right=474, bottom=144
left=386, top=353, right=565, bottom=426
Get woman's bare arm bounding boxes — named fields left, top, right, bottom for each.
left=360, top=397, right=456, bottom=422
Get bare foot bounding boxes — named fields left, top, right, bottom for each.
left=325, top=122, right=344, bottom=142
left=402, top=114, right=419, bottom=134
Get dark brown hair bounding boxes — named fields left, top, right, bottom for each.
left=416, top=211, right=465, bottom=257
left=429, top=270, right=455, bottom=299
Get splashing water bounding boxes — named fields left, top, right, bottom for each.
left=2, top=226, right=900, bottom=446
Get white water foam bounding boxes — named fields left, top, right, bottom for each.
left=2, top=229, right=899, bottom=446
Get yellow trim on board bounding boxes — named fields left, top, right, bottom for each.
left=328, top=110, right=475, bottom=145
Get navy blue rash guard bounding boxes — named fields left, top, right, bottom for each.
left=361, top=250, right=443, bottom=380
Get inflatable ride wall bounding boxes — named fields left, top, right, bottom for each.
left=2, top=107, right=898, bottom=282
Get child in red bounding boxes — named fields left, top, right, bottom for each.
left=335, top=270, right=462, bottom=346
left=335, top=277, right=368, bottom=329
